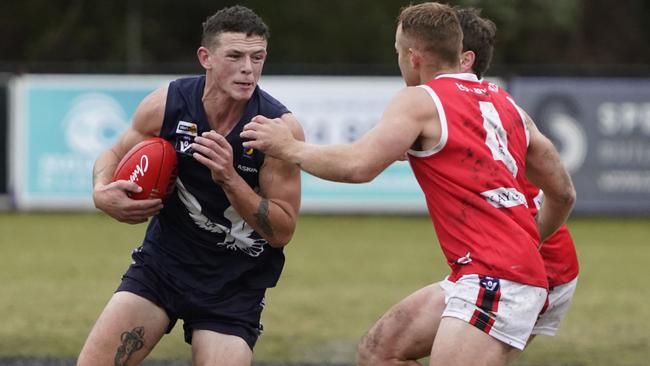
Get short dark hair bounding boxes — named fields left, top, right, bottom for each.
left=455, top=7, right=496, bottom=78
left=398, top=2, right=462, bottom=68
left=201, top=5, right=270, bottom=49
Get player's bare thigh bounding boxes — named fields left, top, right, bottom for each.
left=77, top=291, right=170, bottom=366
left=192, top=329, right=253, bottom=366
left=357, top=283, right=446, bottom=366
left=429, top=317, right=520, bottom=366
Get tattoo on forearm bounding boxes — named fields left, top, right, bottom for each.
left=254, top=199, right=275, bottom=237
left=114, top=326, right=145, bottom=366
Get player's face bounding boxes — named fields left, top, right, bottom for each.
left=206, top=32, right=267, bottom=101
left=395, top=25, right=419, bottom=87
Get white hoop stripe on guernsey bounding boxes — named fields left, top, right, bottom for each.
left=506, top=96, right=530, bottom=147
left=408, top=85, right=448, bottom=157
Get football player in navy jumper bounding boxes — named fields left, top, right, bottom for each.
left=80, top=6, right=303, bottom=366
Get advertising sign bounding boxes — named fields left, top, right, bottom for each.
left=10, top=75, right=173, bottom=209
left=263, top=76, right=426, bottom=213
left=10, top=75, right=428, bottom=213
left=510, top=78, right=650, bottom=215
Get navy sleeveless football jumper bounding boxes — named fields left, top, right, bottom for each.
left=139, top=75, right=290, bottom=292
left=119, top=76, right=290, bottom=348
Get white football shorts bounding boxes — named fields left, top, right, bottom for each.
left=531, top=277, right=578, bottom=336
left=439, top=274, right=547, bottom=350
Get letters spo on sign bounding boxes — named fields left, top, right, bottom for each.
left=510, top=77, right=650, bottom=215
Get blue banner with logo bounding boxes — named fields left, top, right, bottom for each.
left=10, top=75, right=173, bottom=209
left=510, top=77, right=650, bottom=215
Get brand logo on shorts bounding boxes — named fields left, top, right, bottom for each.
left=480, top=276, right=500, bottom=292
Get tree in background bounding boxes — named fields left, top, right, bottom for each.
left=0, top=0, right=648, bottom=74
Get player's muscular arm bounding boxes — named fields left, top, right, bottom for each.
left=197, top=113, right=303, bottom=247
left=524, top=112, right=576, bottom=242
left=92, top=87, right=167, bottom=224
left=241, top=87, right=436, bottom=183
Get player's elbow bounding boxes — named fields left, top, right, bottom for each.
left=563, top=185, right=577, bottom=209
left=344, top=162, right=381, bottom=183
left=267, top=230, right=294, bottom=248
left=549, top=184, right=577, bottom=211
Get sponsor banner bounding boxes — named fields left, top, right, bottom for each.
left=262, top=76, right=427, bottom=213
left=10, top=75, right=174, bottom=209
left=510, top=77, right=650, bottom=215
left=10, top=74, right=508, bottom=214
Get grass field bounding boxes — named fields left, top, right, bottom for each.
left=0, top=213, right=649, bottom=365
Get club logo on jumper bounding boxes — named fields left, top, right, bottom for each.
left=480, top=276, right=500, bottom=292
left=175, top=121, right=198, bottom=155
left=244, top=147, right=254, bottom=156
left=176, top=178, right=267, bottom=257
left=454, top=252, right=472, bottom=265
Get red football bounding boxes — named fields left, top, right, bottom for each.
left=112, top=137, right=178, bottom=200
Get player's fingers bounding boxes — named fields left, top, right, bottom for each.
left=251, top=115, right=270, bottom=124
left=192, top=151, right=219, bottom=170
left=113, top=180, right=143, bottom=194
left=130, top=197, right=162, bottom=206
left=191, top=141, right=218, bottom=157
left=242, top=139, right=261, bottom=149
left=242, top=121, right=262, bottom=132
left=239, top=129, right=257, bottom=140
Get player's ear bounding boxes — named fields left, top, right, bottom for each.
left=197, top=46, right=212, bottom=70
left=408, top=48, right=420, bottom=69
left=460, top=50, right=476, bottom=73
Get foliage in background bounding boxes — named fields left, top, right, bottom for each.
left=0, top=213, right=649, bottom=365
left=0, top=0, right=649, bottom=73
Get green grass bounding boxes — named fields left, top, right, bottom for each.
left=0, top=213, right=649, bottom=365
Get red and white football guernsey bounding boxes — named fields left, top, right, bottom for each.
left=523, top=179, right=580, bottom=287
left=408, top=73, right=547, bottom=289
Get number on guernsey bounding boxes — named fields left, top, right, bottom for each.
left=480, top=101, right=518, bottom=177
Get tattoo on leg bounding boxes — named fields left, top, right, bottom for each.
left=114, top=326, right=145, bottom=366
left=254, top=199, right=274, bottom=237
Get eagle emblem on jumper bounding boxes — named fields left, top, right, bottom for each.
left=176, top=179, right=266, bottom=257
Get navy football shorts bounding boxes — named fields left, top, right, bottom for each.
left=116, top=261, right=266, bottom=350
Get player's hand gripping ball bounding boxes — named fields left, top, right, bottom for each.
left=112, top=137, right=178, bottom=200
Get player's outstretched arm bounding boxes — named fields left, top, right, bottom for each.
left=92, top=87, right=167, bottom=224
left=524, top=112, right=576, bottom=242
left=241, top=87, right=434, bottom=183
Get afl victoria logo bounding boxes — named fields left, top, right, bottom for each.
left=533, top=95, right=587, bottom=174
left=63, top=93, right=130, bottom=157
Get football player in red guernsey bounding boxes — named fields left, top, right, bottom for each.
left=351, top=7, right=580, bottom=366
left=242, top=3, right=575, bottom=366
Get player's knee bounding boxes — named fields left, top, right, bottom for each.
left=356, top=332, right=379, bottom=366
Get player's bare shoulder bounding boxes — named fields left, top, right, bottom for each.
left=132, top=86, right=169, bottom=135
left=387, top=86, right=441, bottom=147
left=388, top=86, right=439, bottom=125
